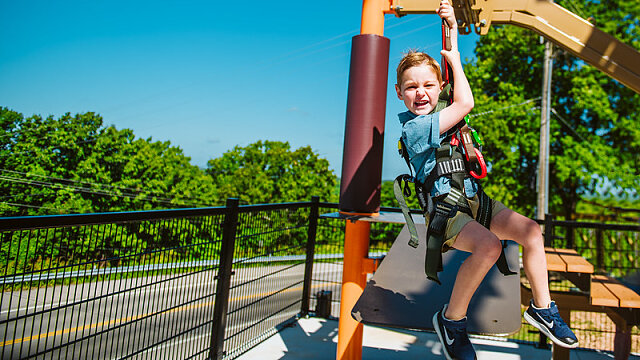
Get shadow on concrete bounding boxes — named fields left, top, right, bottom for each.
left=262, top=317, right=559, bottom=360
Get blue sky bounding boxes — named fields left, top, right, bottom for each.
left=0, top=0, right=478, bottom=180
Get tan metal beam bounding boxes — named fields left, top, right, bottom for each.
left=391, top=0, right=640, bottom=94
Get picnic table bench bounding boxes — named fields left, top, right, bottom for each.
left=521, top=247, right=640, bottom=360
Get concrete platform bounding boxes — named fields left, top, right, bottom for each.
left=237, top=317, right=625, bottom=359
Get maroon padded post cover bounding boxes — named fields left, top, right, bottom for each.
left=339, top=34, right=390, bottom=214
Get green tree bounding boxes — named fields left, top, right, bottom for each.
left=463, top=0, right=640, bottom=219
left=380, top=180, right=421, bottom=209
left=206, top=140, right=337, bottom=205
left=0, top=109, right=103, bottom=215
left=0, top=108, right=216, bottom=216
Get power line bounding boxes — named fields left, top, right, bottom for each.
left=0, top=201, right=82, bottom=213
left=0, top=169, right=213, bottom=205
left=0, top=174, right=210, bottom=208
left=3, top=137, right=100, bottom=157
left=1, top=131, right=97, bottom=143
left=582, top=198, right=640, bottom=213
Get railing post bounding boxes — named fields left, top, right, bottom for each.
left=596, top=228, right=604, bottom=271
left=209, top=198, right=240, bottom=360
left=543, top=213, right=555, bottom=247
left=566, top=224, right=575, bottom=249
left=301, top=196, right=320, bottom=316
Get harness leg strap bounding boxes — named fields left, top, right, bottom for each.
left=477, top=190, right=516, bottom=276
left=424, top=202, right=457, bottom=284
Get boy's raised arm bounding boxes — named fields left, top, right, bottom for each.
left=437, top=0, right=474, bottom=134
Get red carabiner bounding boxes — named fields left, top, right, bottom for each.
left=469, top=148, right=487, bottom=179
left=459, top=128, right=487, bottom=179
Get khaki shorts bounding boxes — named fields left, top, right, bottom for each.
left=439, top=194, right=508, bottom=251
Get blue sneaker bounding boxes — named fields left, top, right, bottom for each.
left=524, top=300, right=579, bottom=348
left=432, top=305, right=477, bottom=360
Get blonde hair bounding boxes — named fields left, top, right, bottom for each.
left=396, top=50, right=442, bottom=85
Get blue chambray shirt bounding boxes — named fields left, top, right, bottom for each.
left=399, top=110, right=478, bottom=198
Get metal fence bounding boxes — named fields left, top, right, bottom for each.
left=1, top=206, right=227, bottom=360
left=540, top=215, right=640, bottom=353
left=0, top=198, right=323, bottom=360
left=1, top=200, right=639, bottom=359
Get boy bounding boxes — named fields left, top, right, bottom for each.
left=395, top=1, right=578, bottom=359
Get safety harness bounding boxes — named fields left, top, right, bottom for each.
left=393, top=20, right=515, bottom=284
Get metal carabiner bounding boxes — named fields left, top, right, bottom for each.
left=460, top=128, right=488, bottom=179
left=469, top=148, right=488, bottom=179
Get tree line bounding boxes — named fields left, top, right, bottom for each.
left=2, top=0, right=640, bottom=276
left=0, top=108, right=338, bottom=217
left=1, top=0, right=639, bottom=221
left=457, top=0, right=640, bottom=220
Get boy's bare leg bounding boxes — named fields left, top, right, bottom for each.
left=445, top=221, right=503, bottom=320
left=445, top=208, right=552, bottom=320
left=490, top=208, right=552, bottom=308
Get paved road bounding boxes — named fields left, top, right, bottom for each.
left=1, top=262, right=343, bottom=359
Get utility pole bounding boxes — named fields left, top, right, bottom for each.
left=537, top=38, right=553, bottom=220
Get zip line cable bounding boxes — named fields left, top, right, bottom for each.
left=258, top=17, right=430, bottom=71
left=468, top=97, right=542, bottom=119
left=266, top=16, right=423, bottom=61
left=104, top=16, right=426, bottom=117
left=550, top=108, right=589, bottom=143
left=391, top=22, right=439, bottom=40
left=517, top=105, right=589, bottom=145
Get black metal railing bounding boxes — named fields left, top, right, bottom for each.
left=521, top=215, right=640, bottom=353
left=1, top=201, right=639, bottom=359
left=0, top=197, right=322, bottom=360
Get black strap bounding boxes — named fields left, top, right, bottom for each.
left=397, top=138, right=413, bottom=178
left=423, top=188, right=471, bottom=284
left=425, top=202, right=457, bottom=284
left=394, top=175, right=420, bottom=248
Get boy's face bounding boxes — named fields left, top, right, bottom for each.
left=395, top=65, right=443, bottom=115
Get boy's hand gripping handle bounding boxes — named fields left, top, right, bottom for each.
left=441, top=19, right=453, bottom=85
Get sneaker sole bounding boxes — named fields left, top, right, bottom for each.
left=523, top=311, right=579, bottom=349
left=432, top=312, right=454, bottom=360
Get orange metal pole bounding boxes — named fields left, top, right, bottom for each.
left=361, top=0, right=386, bottom=35
left=336, top=220, right=370, bottom=360
left=336, top=1, right=387, bottom=360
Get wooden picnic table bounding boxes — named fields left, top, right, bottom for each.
left=521, top=247, right=640, bottom=360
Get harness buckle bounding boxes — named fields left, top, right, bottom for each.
left=450, top=133, right=460, bottom=146
left=471, top=128, right=483, bottom=146
left=460, top=128, right=488, bottom=179
left=435, top=202, right=458, bottom=219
